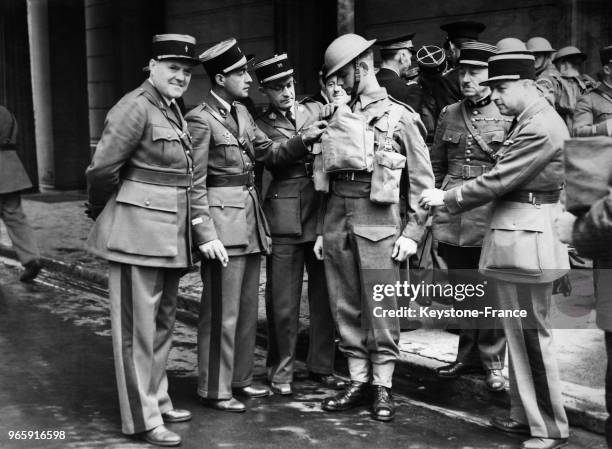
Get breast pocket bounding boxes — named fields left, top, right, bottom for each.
left=212, top=132, right=242, bottom=167
left=442, top=129, right=462, bottom=146
left=107, top=180, right=178, bottom=257
left=208, top=187, right=249, bottom=247
left=151, top=125, right=183, bottom=166
left=480, top=130, right=506, bottom=152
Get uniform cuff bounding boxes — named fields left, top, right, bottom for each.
left=443, top=188, right=463, bottom=215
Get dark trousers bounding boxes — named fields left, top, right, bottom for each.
left=265, top=241, right=336, bottom=383
left=108, top=263, right=180, bottom=434
left=198, top=254, right=260, bottom=399
left=438, top=243, right=506, bottom=369
left=606, top=331, right=612, bottom=447
left=495, top=281, right=568, bottom=438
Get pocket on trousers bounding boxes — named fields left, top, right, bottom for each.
left=351, top=225, right=398, bottom=269
left=263, top=184, right=302, bottom=236
left=107, top=180, right=178, bottom=257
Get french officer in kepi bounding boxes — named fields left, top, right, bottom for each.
left=185, top=38, right=327, bottom=413
left=86, top=34, right=200, bottom=447
left=430, top=41, right=509, bottom=392
left=315, top=33, right=434, bottom=422
left=253, top=53, right=345, bottom=395
left=421, top=42, right=570, bottom=449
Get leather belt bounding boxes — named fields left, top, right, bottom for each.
left=502, top=190, right=561, bottom=205
left=447, top=164, right=491, bottom=179
left=207, top=172, right=254, bottom=187
left=273, top=163, right=311, bottom=180
left=122, top=166, right=193, bottom=187
left=331, top=171, right=372, bottom=182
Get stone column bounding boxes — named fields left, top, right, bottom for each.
left=26, top=0, right=55, bottom=190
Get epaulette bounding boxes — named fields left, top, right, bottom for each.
left=388, top=95, right=416, bottom=114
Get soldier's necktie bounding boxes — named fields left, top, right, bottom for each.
left=230, top=105, right=239, bottom=126
left=286, top=109, right=296, bottom=128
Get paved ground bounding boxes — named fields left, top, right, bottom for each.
left=0, top=259, right=606, bottom=449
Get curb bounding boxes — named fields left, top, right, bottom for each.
left=1, top=244, right=605, bottom=435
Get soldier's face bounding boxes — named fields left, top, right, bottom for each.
left=262, top=76, right=295, bottom=111
left=533, top=53, right=549, bottom=71
left=336, top=63, right=358, bottom=96
left=458, top=65, right=490, bottom=99
left=221, top=66, right=252, bottom=99
left=491, top=80, right=525, bottom=115
left=149, top=59, right=193, bottom=100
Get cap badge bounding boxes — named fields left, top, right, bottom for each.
left=185, top=44, right=189, bottom=53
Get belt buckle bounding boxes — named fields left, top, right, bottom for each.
left=462, top=165, right=470, bottom=179
left=528, top=192, right=541, bottom=208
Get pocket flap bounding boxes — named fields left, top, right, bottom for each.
left=265, top=180, right=301, bottom=199
left=489, top=209, right=545, bottom=232
left=213, top=132, right=238, bottom=146
left=151, top=125, right=180, bottom=142
left=442, top=130, right=461, bottom=144
left=208, top=199, right=245, bottom=208
left=483, top=130, right=505, bottom=143
left=116, top=180, right=177, bottom=212
left=375, top=150, right=406, bottom=169
left=352, top=225, right=397, bottom=242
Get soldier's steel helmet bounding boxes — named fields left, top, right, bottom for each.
left=495, top=38, right=527, bottom=53
left=526, top=37, right=555, bottom=54
left=324, top=33, right=376, bottom=78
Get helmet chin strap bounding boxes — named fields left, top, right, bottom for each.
left=349, top=58, right=361, bottom=107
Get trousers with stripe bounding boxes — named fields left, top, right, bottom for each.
left=198, top=254, right=260, bottom=399
left=438, top=243, right=506, bottom=369
left=109, top=262, right=180, bottom=435
left=0, top=192, right=39, bottom=266
left=265, top=241, right=336, bottom=383
left=494, top=280, right=569, bottom=438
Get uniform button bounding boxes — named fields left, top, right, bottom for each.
left=144, top=200, right=151, bottom=206
left=466, top=158, right=471, bottom=162
left=472, top=110, right=478, bottom=115
left=167, top=134, right=172, bottom=138
left=471, top=118, right=476, bottom=122
left=189, top=168, right=193, bottom=173
left=466, top=150, right=471, bottom=154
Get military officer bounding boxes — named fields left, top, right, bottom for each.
left=0, top=105, right=41, bottom=282
left=86, top=34, right=200, bottom=447
left=430, top=41, right=509, bottom=392
left=375, top=34, right=421, bottom=111
left=185, top=38, right=327, bottom=413
left=421, top=47, right=570, bottom=449
left=252, top=53, right=343, bottom=395
left=436, top=21, right=486, bottom=109
left=572, top=45, right=612, bottom=137
left=315, top=33, right=434, bottom=422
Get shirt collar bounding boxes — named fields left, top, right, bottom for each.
left=210, top=90, right=232, bottom=112
left=466, top=95, right=492, bottom=108
left=358, top=86, right=388, bottom=108
left=147, top=78, right=174, bottom=106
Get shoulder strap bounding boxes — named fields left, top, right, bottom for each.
left=202, top=102, right=256, bottom=162
left=594, top=86, right=612, bottom=105
left=459, top=102, right=497, bottom=160
left=382, top=104, right=404, bottom=150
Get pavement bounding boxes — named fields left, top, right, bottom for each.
left=0, top=191, right=607, bottom=436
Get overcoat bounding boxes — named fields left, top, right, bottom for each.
left=0, top=106, right=32, bottom=194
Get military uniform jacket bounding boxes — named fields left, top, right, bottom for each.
left=572, top=81, right=612, bottom=137
left=431, top=98, right=512, bottom=247
left=86, top=81, right=201, bottom=268
left=433, top=67, right=462, bottom=110
left=443, top=98, right=570, bottom=283
left=323, top=87, right=433, bottom=243
left=185, top=92, right=310, bottom=256
left=256, top=100, right=322, bottom=244
left=0, top=106, right=32, bottom=194
left=376, top=68, right=421, bottom=112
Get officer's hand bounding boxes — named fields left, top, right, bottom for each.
left=301, top=120, right=328, bottom=146
left=392, top=236, right=417, bottom=262
left=553, top=211, right=577, bottom=244
left=313, top=235, right=324, bottom=261
left=419, top=188, right=445, bottom=208
left=198, top=239, right=229, bottom=267
left=321, top=103, right=337, bottom=120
